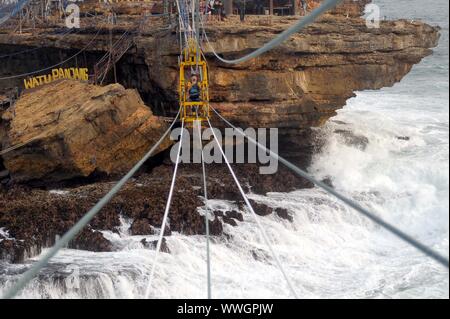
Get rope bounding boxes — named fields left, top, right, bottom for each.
left=144, top=119, right=185, bottom=299
left=211, top=107, right=450, bottom=269
left=196, top=120, right=212, bottom=299
left=206, top=118, right=299, bottom=299
left=0, top=111, right=180, bottom=300
left=201, top=0, right=343, bottom=64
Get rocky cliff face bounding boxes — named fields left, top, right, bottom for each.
left=0, top=2, right=441, bottom=174
left=1, top=80, right=170, bottom=183
left=136, top=15, right=440, bottom=162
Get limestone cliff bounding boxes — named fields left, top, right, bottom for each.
left=136, top=15, right=440, bottom=162
left=0, top=2, right=441, bottom=172
left=1, top=80, right=170, bottom=182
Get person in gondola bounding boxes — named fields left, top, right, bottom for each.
left=188, top=74, right=201, bottom=102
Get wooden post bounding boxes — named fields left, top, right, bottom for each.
left=269, top=0, right=273, bottom=15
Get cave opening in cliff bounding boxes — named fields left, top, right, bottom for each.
left=0, top=45, right=106, bottom=95
left=103, top=54, right=180, bottom=118
left=0, top=44, right=179, bottom=119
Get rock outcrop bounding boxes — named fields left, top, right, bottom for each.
left=1, top=80, right=171, bottom=182
left=0, top=1, right=443, bottom=262
left=136, top=14, right=439, bottom=163
left=0, top=161, right=309, bottom=263
left=0, top=5, right=441, bottom=169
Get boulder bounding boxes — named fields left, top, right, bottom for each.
left=70, top=228, right=112, bottom=252
left=141, top=237, right=170, bottom=254
left=209, top=217, right=224, bottom=236
left=225, top=210, right=244, bottom=222
left=222, top=216, right=238, bottom=227
left=248, top=199, right=273, bottom=216
left=0, top=80, right=171, bottom=182
left=334, top=129, right=369, bottom=150
left=130, top=218, right=154, bottom=236
left=275, top=207, right=294, bottom=222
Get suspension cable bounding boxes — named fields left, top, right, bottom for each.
left=144, top=119, right=185, bottom=299
left=196, top=120, right=212, bottom=299
left=0, top=112, right=180, bottom=300
left=211, top=107, right=450, bottom=269
left=206, top=118, right=299, bottom=299
left=200, top=0, right=342, bottom=65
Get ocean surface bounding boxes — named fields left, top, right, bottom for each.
left=0, top=0, right=449, bottom=298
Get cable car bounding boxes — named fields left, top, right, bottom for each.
left=179, top=38, right=210, bottom=124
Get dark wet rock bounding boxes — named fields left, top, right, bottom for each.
left=331, top=120, right=348, bottom=125
left=70, top=228, right=112, bottom=252
left=209, top=217, right=223, bottom=236
left=130, top=218, right=154, bottom=236
left=141, top=238, right=170, bottom=254
left=275, top=208, right=293, bottom=223
left=213, top=210, right=224, bottom=217
left=0, top=161, right=312, bottom=263
left=248, top=199, right=273, bottom=216
left=222, top=216, right=238, bottom=227
left=225, top=210, right=243, bottom=222
left=161, top=225, right=172, bottom=237
left=0, top=239, right=27, bottom=263
left=397, top=136, right=410, bottom=141
left=0, top=170, right=8, bottom=179
left=322, top=177, right=334, bottom=188
left=334, top=129, right=369, bottom=150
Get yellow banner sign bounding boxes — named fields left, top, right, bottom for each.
left=23, top=68, right=89, bottom=90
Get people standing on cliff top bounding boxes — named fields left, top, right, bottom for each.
left=203, top=0, right=213, bottom=22
left=257, top=0, right=264, bottom=15
left=301, top=0, right=308, bottom=15
left=237, top=0, right=246, bottom=22
left=213, top=0, right=226, bottom=21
